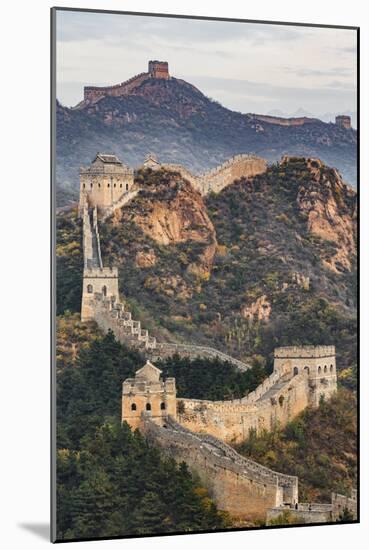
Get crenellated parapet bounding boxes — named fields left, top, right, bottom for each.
left=175, top=346, right=337, bottom=442
left=79, top=153, right=134, bottom=214
left=148, top=153, right=267, bottom=196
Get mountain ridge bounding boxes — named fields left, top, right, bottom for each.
left=56, top=70, right=357, bottom=204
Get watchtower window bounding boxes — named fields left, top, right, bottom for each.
left=98, top=183, right=101, bottom=188
left=330, top=364, right=334, bottom=372
left=102, top=285, right=107, bottom=297
left=107, top=183, right=110, bottom=188
left=293, top=367, right=299, bottom=375
left=146, top=403, right=151, bottom=411
left=114, top=183, right=116, bottom=188
left=90, top=183, right=93, bottom=189
left=83, top=183, right=85, bottom=189
left=126, top=183, right=129, bottom=191
left=318, top=366, right=322, bottom=374
left=160, top=402, right=166, bottom=410
left=120, top=184, right=122, bottom=188
left=131, top=403, right=137, bottom=411
left=87, top=284, right=93, bottom=294
left=324, top=365, right=328, bottom=373
left=304, top=366, right=310, bottom=375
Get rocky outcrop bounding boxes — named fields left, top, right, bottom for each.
left=296, top=159, right=357, bottom=272
left=135, top=248, right=157, bottom=268
left=123, top=174, right=218, bottom=278
left=241, top=295, right=271, bottom=323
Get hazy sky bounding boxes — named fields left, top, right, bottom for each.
left=56, top=10, right=357, bottom=119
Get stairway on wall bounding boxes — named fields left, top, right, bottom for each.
left=82, top=201, right=253, bottom=368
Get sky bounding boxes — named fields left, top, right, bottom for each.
left=56, top=10, right=357, bottom=121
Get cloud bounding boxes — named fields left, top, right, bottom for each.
left=283, top=66, right=353, bottom=78
left=55, top=9, right=357, bottom=116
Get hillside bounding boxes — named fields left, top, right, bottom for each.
left=56, top=329, right=230, bottom=540
left=98, top=159, right=356, bottom=375
left=56, top=157, right=357, bottom=383
left=56, top=76, right=357, bottom=203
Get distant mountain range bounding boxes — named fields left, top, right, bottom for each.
left=55, top=70, right=357, bottom=205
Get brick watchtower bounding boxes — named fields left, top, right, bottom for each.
left=79, top=153, right=134, bottom=215
left=148, top=60, right=169, bottom=79
left=335, top=115, right=351, bottom=129
left=122, top=361, right=176, bottom=431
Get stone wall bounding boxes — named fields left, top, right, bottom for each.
left=152, top=342, right=251, bottom=371
left=92, top=293, right=157, bottom=351
left=161, top=154, right=267, bottom=196
left=331, top=490, right=357, bottom=520
left=174, top=346, right=337, bottom=443
left=142, top=416, right=298, bottom=521
left=177, top=371, right=311, bottom=443
left=247, top=114, right=319, bottom=127
left=266, top=504, right=332, bottom=525
left=84, top=72, right=149, bottom=103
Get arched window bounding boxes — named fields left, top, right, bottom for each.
left=98, top=183, right=101, bottom=188
left=90, top=183, right=93, bottom=189
left=114, top=183, right=116, bottom=188
left=102, top=285, right=107, bottom=297
left=318, top=366, right=322, bottom=374
left=330, top=364, right=334, bottom=372
left=131, top=403, right=137, bottom=411
left=87, top=284, right=93, bottom=294
left=324, top=365, right=328, bottom=373
left=160, top=402, right=166, bottom=410
left=107, top=183, right=110, bottom=188
left=83, top=183, right=85, bottom=189
left=146, top=403, right=151, bottom=411
left=293, top=367, right=299, bottom=376
left=304, top=366, right=310, bottom=375
left=120, top=184, right=123, bottom=188
left=126, top=183, right=129, bottom=191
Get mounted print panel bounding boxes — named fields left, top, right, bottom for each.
left=51, top=7, right=358, bottom=543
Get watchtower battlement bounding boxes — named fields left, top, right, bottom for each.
left=274, top=345, right=335, bottom=359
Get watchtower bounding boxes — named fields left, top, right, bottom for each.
left=335, top=115, right=351, bottom=129
left=81, top=266, right=119, bottom=322
left=122, top=361, right=176, bottom=431
left=79, top=153, right=134, bottom=215
left=274, top=345, right=337, bottom=406
left=148, top=60, right=169, bottom=80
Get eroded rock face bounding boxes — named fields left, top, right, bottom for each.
left=144, top=274, right=193, bottom=301
left=241, top=295, right=271, bottom=323
left=296, top=162, right=357, bottom=272
left=135, top=249, right=157, bottom=268
left=128, top=174, right=217, bottom=278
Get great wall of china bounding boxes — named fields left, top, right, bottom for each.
left=76, top=150, right=356, bottom=524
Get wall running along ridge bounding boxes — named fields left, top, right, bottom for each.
left=77, top=151, right=343, bottom=523
left=160, top=154, right=267, bottom=196
left=142, top=416, right=298, bottom=521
